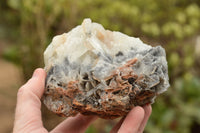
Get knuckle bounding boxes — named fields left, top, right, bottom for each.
left=17, top=83, right=32, bottom=98
left=17, top=78, right=34, bottom=97
left=17, top=85, right=26, bottom=96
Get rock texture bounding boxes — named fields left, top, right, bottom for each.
left=43, top=19, right=170, bottom=119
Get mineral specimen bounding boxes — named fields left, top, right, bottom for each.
left=43, top=19, right=170, bottom=119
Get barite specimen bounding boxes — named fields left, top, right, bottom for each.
left=43, top=19, right=170, bottom=119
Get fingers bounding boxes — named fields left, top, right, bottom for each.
left=51, top=114, right=97, bottom=133
left=13, top=68, right=47, bottom=133
left=110, top=117, right=125, bottom=133
left=118, top=106, right=145, bottom=133
left=138, top=105, right=152, bottom=133
left=111, top=105, right=152, bottom=133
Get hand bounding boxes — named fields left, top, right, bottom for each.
left=13, top=68, right=152, bottom=133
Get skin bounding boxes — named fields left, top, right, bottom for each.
left=13, top=68, right=152, bottom=133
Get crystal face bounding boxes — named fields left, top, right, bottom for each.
left=43, top=19, right=170, bottom=119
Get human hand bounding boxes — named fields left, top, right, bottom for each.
left=13, top=68, right=152, bottom=133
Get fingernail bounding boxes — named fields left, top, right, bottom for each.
left=32, top=69, right=39, bottom=78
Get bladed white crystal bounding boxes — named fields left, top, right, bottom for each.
left=44, top=19, right=151, bottom=69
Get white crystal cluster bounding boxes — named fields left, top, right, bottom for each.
left=44, top=19, right=151, bottom=65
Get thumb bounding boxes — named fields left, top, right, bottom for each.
left=13, top=68, right=48, bottom=133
